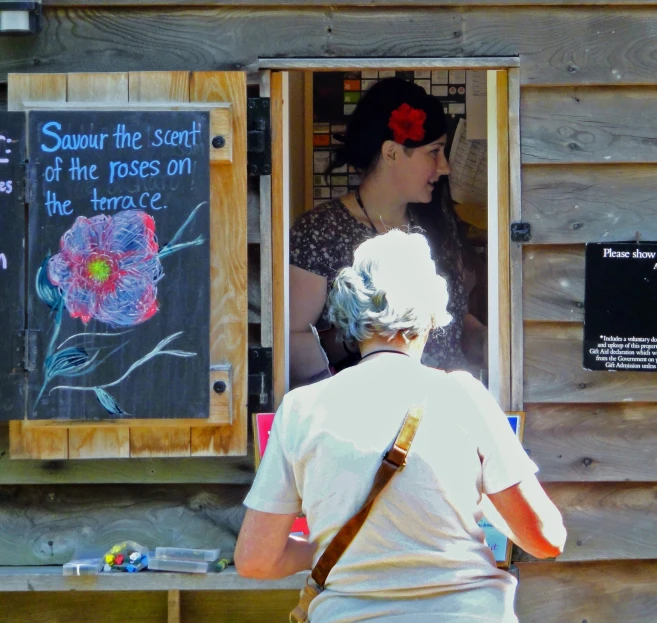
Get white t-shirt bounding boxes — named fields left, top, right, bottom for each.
left=244, top=355, right=538, bottom=623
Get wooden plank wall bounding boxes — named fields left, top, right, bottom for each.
left=518, top=72, right=657, bottom=623
left=2, top=4, right=657, bottom=622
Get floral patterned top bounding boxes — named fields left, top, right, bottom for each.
left=290, top=198, right=469, bottom=371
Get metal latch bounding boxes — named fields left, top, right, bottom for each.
left=510, top=222, right=532, bottom=243
left=248, top=347, right=273, bottom=412
left=246, top=98, right=271, bottom=177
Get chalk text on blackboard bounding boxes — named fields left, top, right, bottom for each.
left=39, top=119, right=203, bottom=217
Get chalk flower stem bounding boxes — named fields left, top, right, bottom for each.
left=49, top=332, right=195, bottom=394
left=158, top=236, right=204, bottom=260
left=57, top=330, right=133, bottom=351
left=161, top=202, right=206, bottom=251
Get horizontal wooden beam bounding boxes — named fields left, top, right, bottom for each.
left=516, top=560, right=657, bottom=622
left=0, top=424, right=255, bottom=484
left=522, top=164, right=657, bottom=243
left=522, top=87, right=657, bottom=163
left=2, top=480, right=657, bottom=565
left=0, top=484, right=248, bottom=565
left=525, top=403, right=657, bottom=482
left=524, top=322, right=657, bottom=403
left=40, top=0, right=657, bottom=6
left=3, top=589, right=300, bottom=623
left=541, top=483, right=657, bottom=561
left=523, top=245, right=584, bottom=322
left=0, top=566, right=305, bottom=592
left=259, top=57, right=519, bottom=70
left=4, top=9, right=657, bottom=86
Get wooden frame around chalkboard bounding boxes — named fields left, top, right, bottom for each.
left=8, top=71, right=248, bottom=460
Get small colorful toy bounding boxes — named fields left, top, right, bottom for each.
left=101, top=541, right=148, bottom=573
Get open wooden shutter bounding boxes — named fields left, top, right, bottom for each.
left=0, top=112, right=26, bottom=421
left=8, top=71, right=248, bottom=459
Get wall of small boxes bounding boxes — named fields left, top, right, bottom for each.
left=311, top=69, right=468, bottom=207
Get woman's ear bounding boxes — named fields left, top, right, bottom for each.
left=381, top=140, right=398, bottom=166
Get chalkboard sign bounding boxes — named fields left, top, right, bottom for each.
left=0, top=113, right=26, bottom=421
left=584, top=242, right=657, bottom=372
left=27, top=111, right=211, bottom=420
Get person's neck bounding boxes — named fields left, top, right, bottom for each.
left=359, top=335, right=425, bottom=362
left=358, top=175, right=409, bottom=227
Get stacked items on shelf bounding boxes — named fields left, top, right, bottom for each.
left=63, top=541, right=149, bottom=576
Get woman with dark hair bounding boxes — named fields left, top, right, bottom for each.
left=289, top=77, right=486, bottom=387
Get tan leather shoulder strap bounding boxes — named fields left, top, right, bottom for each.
left=310, top=403, right=425, bottom=588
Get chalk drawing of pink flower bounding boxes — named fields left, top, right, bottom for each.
left=47, top=210, right=163, bottom=327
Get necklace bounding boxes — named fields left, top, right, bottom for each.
left=359, top=349, right=410, bottom=362
left=354, top=187, right=415, bottom=234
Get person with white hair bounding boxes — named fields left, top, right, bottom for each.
left=235, top=230, right=566, bottom=623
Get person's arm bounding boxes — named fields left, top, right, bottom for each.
left=235, top=508, right=317, bottom=580
left=487, top=475, right=567, bottom=559
left=289, top=265, right=331, bottom=386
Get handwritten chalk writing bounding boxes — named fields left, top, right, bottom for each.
left=108, top=159, right=160, bottom=184
left=45, top=190, right=73, bottom=216
left=0, top=180, right=12, bottom=194
left=113, top=124, right=142, bottom=150
left=0, top=134, right=12, bottom=164
left=45, top=156, right=63, bottom=183
left=33, top=112, right=208, bottom=218
left=90, top=188, right=165, bottom=212
left=152, top=122, right=201, bottom=148
left=40, top=122, right=109, bottom=153
left=0, top=253, right=6, bottom=270
left=68, top=158, right=98, bottom=181
left=166, top=158, right=192, bottom=176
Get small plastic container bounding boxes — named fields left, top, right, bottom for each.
left=148, top=557, right=210, bottom=574
left=63, top=553, right=104, bottom=576
left=154, top=547, right=220, bottom=562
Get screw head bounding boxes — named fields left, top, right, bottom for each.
left=212, top=135, right=226, bottom=149
left=213, top=381, right=227, bottom=394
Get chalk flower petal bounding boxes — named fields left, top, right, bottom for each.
left=47, top=210, right=163, bottom=327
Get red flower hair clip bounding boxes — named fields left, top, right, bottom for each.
left=388, top=103, right=426, bottom=144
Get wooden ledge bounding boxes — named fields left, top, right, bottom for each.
left=0, top=566, right=306, bottom=592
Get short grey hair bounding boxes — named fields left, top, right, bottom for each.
left=328, top=230, right=452, bottom=343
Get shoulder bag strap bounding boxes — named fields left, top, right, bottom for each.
left=310, top=403, right=425, bottom=588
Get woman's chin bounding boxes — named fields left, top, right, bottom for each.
left=417, top=186, right=434, bottom=202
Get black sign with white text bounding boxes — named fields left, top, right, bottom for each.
left=584, top=242, right=657, bottom=371
left=0, top=113, right=26, bottom=420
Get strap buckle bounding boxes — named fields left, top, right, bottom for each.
left=383, top=444, right=407, bottom=471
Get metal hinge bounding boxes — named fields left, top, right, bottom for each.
left=510, top=222, right=532, bottom=243
left=13, top=330, right=38, bottom=373
left=25, top=162, right=39, bottom=204
left=246, top=98, right=271, bottom=177
left=248, top=347, right=273, bottom=413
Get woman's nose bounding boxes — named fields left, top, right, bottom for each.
left=436, top=153, right=451, bottom=176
